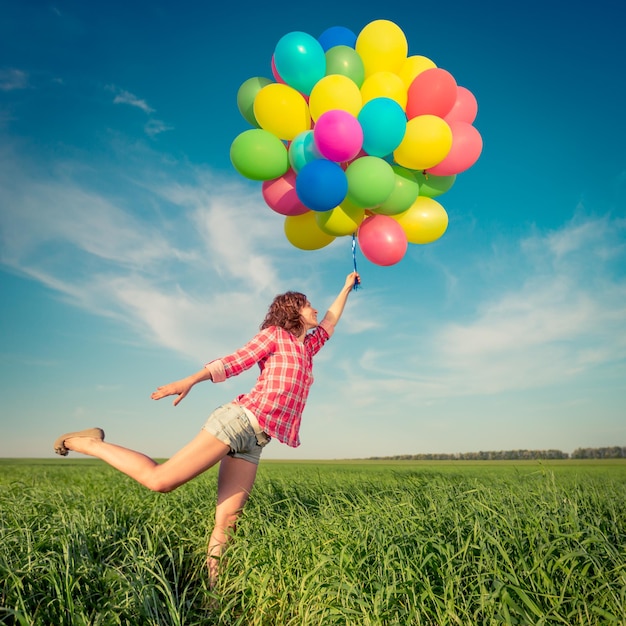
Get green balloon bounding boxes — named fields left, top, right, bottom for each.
left=377, top=166, right=420, bottom=215
left=237, top=76, right=273, bottom=127
left=230, top=129, right=289, bottom=181
left=413, top=171, right=456, bottom=198
left=324, top=45, right=365, bottom=87
left=346, top=156, right=395, bottom=208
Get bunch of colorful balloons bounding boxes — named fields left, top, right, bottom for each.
left=230, top=19, right=482, bottom=266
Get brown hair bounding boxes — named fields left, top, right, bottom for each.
left=261, top=291, right=308, bottom=337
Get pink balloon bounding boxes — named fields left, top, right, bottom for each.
left=444, top=86, right=478, bottom=124
left=357, top=214, right=408, bottom=266
left=406, top=68, right=457, bottom=119
left=271, top=55, right=285, bottom=84
left=426, top=121, right=483, bottom=176
left=314, top=110, right=364, bottom=163
left=262, top=169, right=309, bottom=216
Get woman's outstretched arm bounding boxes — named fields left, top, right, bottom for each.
left=151, top=367, right=213, bottom=406
left=320, top=271, right=360, bottom=328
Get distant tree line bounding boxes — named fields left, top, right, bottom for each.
left=366, top=447, right=626, bottom=461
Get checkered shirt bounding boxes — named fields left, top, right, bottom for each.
left=205, top=321, right=333, bottom=447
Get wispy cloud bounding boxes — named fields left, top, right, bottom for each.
left=111, top=87, right=155, bottom=114
left=352, top=213, right=626, bottom=399
left=0, top=145, right=330, bottom=360
left=0, top=68, right=29, bottom=91
left=145, top=119, right=173, bottom=136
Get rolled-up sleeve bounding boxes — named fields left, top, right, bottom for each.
left=204, top=359, right=226, bottom=383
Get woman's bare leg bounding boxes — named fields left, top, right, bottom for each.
left=207, top=455, right=259, bottom=587
left=63, top=430, right=230, bottom=493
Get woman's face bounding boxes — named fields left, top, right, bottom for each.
left=300, top=300, right=318, bottom=330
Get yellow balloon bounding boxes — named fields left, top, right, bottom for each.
left=393, top=115, right=453, bottom=171
left=393, top=196, right=448, bottom=244
left=284, top=211, right=336, bottom=250
left=398, top=55, right=437, bottom=89
left=360, top=71, right=407, bottom=108
left=315, top=200, right=365, bottom=236
left=355, top=20, right=408, bottom=78
left=308, top=74, right=362, bottom=122
left=253, top=83, right=311, bottom=141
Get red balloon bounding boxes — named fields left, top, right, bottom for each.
left=444, top=86, right=478, bottom=124
left=262, top=169, right=309, bottom=216
left=357, top=214, right=408, bottom=266
left=426, top=121, right=483, bottom=176
left=406, top=68, right=457, bottom=119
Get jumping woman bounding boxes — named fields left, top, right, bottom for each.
left=54, top=271, right=360, bottom=585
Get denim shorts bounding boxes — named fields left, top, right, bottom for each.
left=202, top=402, right=270, bottom=465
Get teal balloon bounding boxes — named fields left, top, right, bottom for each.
left=274, top=31, right=326, bottom=95
left=358, top=97, right=407, bottom=158
left=377, top=166, right=419, bottom=215
left=289, top=130, right=322, bottom=173
left=346, top=156, right=395, bottom=208
left=237, top=76, right=273, bottom=127
left=230, top=129, right=289, bottom=181
left=413, top=171, right=456, bottom=197
left=325, top=45, right=365, bottom=87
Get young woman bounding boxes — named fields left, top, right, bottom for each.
left=54, top=271, right=360, bottom=585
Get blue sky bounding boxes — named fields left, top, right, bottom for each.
left=1, top=0, right=624, bottom=460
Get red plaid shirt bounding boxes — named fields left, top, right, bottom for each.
left=205, top=320, right=333, bottom=447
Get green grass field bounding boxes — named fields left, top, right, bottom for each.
left=1, top=459, right=625, bottom=625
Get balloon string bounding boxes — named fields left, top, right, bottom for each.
left=351, top=234, right=360, bottom=290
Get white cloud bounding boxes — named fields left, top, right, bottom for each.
left=0, top=68, right=29, bottom=91
left=145, top=119, right=173, bottom=137
left=352, top=213, right=626, bottom=399
left=111, top=88, right=155, bottom=113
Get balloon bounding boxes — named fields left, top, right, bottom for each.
left=308, top=74, right=362, bottom=121
left=426, top=121, right=483, bottom=176
left=296, top=159, right=348, bottom=211
left=324, top=45, right=365, bottom=87
left=413, top=171, right=456, bottom=197
left=284, top=211, right=336, bottom=250
left=346, top=156, right=395, bottom=208
left=318, top=25, right=357, bottom=50
left=355, top=20, right=408, bottom=77
left=253, top=83, right=311, bottom=141
left=444, top=86, right=478, bottom=124
left=315, top=199, right=365, bottom=236
left=393, top=115, right=453, bottom=171
left=358, top=214, right=408, bottom=266
left=274, top=31, right=326, bottom=95
left=314, top=109, right=363, bottom=162
left=262, top=169, right=309, bottom=216
left=406, top=68, right=458, bottom=119
left=375, top=166, right=419, bottom=215
left=398, top=55, right=437, bottom=89
left=230, top=129, right=290, bottom=180
left=358, top=97, right=406, bottom=157
left=289, top=130, right=322, bottom=173
left=393, top=196, right=448, bottom=244
left=237, top=77, right=273, bottom=127
left=360, top=71, right=407, bottom=108
left=270, top=56, right=285, bottom=84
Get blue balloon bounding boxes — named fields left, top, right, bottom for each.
left=318, top=26, right=357, bottom=51
left=296, top=159, right=348, bottom=212
left=358, top=98, right=407, bottom=158
left=274, top=31, right=326, bottom=95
